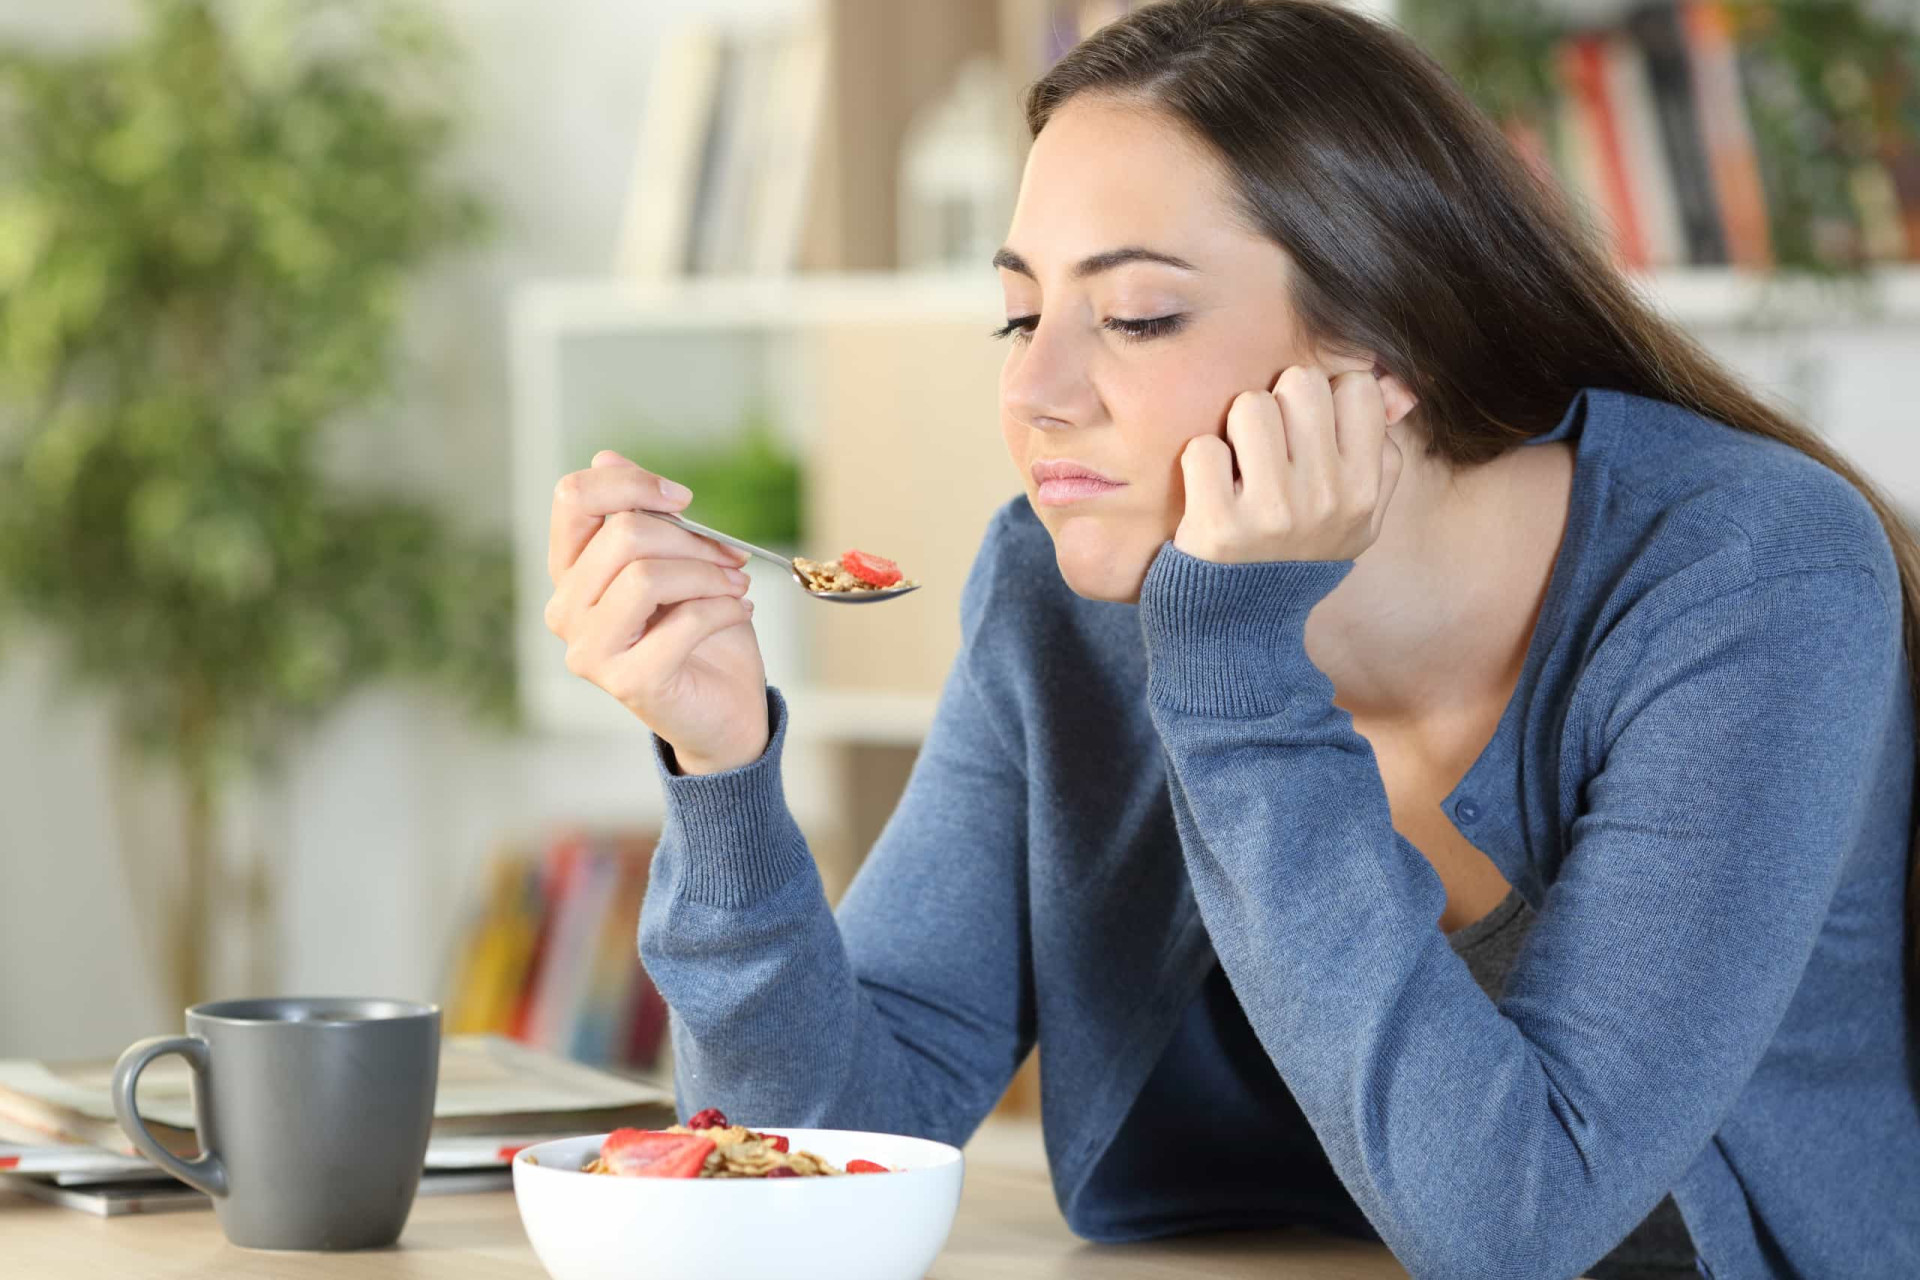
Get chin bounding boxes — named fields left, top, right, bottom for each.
left=1043, top=512, right=1156, bottom=604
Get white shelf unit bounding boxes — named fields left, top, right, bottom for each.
left=508, top=270, right=1006, bottom=744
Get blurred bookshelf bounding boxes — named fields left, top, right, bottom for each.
left=441, top=830, right=672, bottom=1085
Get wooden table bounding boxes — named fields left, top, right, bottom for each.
left=0, top=1121, right=1409, bottom=1278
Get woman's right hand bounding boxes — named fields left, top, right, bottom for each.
left=545, top=451, right=772, bottom=774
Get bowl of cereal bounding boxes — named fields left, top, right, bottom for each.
left=511, top=1108, right=965, bottom=1280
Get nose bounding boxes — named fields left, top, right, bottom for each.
left=1000, top=320, right=1097, bottom=433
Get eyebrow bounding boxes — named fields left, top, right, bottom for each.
left=991, top=245, right=1201, bottom=280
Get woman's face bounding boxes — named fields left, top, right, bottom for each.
left=996, top=94, right=1319, bottom=603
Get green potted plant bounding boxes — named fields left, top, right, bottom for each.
left=0, top=0, right=517, bottom=1010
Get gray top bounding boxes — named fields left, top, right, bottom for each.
left=1449, top=889, right=1698, bottom=1279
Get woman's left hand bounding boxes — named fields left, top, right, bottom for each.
left=1173, top=364, right=1404, bottom=564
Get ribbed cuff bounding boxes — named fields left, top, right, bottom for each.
left=648, top=685, right=813, bottom=908
left=1137, top=541, right=1352, bottom=718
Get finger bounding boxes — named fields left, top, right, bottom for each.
left=1272, top=365, right=1340, bottom=509
left=590, top=453, right=747, bottom=566
left=549, top=518, right=748, bottom=637
left=1178, top=433, right=1237, bottom=524
left=548, top=456, right=696, bottom=584
left=605, top=594, right=756, bottom=695
left=1330, top=368, right=1387, bottom=467
left=1369, top=433, right=1405, bottom=542
left=577, top=556, right=750, bottom=653
left=1328, top=370, right=1390, bottom=495
left=1224, top=384, right=1286, bottom=499
left=546, top=517, right=748, bottom=637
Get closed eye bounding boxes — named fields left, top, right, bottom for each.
left=989, top=314, right=1187, bottom=344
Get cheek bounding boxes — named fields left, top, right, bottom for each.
left=1107, top=389, right=1202, bottom=520
left=999, top=415, right=1022, bottom=470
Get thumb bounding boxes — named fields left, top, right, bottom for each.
left=592, top=449, right=639, bottom=469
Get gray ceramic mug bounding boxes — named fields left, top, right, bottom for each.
left=111, top=996, right=440, bottom=1250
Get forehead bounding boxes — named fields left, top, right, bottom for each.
left=1006, top=95, right=1262, bottom=279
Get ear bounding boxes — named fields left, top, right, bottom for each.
left=1365, top=359, right=1418, bottom=428
left=1322, top=354, right=1419, bottom=428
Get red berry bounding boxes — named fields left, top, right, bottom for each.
left=845, top=1159, right=890, bottom=1174
left=686, top=1107, right=729, bottom=1130
left=764, top=1166, right=799, bottom=1178
left=754, top=1132, right=789, bottom=1153
left=840, top=549, right=902, bottom=588
left=601, top=1128, right=714, bottom=1178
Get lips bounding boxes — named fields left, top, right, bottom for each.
left=1030, top=458, right=1121, bottom=485
left=1030, top=458, right=1124, bottom=508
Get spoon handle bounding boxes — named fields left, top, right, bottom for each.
left=640, top=509, right=793, bottom=571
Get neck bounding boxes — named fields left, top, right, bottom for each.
left=1304, top=428, right=1569, bottom=724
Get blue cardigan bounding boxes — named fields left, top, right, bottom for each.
left=636, top=386, right=1918, bottom=1280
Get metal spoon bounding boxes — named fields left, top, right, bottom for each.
left=641, top=509, right=922, bottom=604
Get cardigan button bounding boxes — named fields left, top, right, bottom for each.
left=1455, top=797, right=1482, bottom=823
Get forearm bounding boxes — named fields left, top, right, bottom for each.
left=1137, top=546, right=1885, bottom=1280
left=637, top=683, right=1028, bottom=1147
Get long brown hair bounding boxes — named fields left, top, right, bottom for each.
left=1024, top=0, right=1920, bottom=1050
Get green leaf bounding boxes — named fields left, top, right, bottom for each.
left=0, top=0, right=518, bottom=794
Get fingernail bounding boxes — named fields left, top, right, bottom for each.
left=724, top=567, right=749, bottom=586
left=743, top=598, right=755, bottom=612
left=660, top=478, right=692, bottom=504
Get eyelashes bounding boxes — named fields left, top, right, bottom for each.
left=988, top=314, right=1187, bottom=345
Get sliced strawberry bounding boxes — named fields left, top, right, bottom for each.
left=753, top=1131, right=790, bottom=1153
left=601, top=1128, right=715, bottom=1178
left=685, top=1107, right=729, bottom=1130
left=845, top=1158, right=890, bottom=1174
left=840, top=549, right=902, bottom=588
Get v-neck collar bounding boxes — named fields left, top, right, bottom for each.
left=1438, top=385, right=1619, bottom=898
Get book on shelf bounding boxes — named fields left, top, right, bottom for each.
left=1532, top=1, right=1919, bottom=273
left=445, top=828, right=670, bottom=1077
left=616, top=15, right=828, bottom=279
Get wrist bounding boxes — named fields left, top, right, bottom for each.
left=1138, top=540, right=1351, bottom=717
left=665, top=697, right=775, bottom=777
left=671, top=734, right=769, bottom=776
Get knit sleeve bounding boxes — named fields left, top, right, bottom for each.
left=636, top=516, right=1034, bottom=1146
left=1136, top=540, right=1904, bottom=1280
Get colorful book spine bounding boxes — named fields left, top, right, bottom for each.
left=1604, top=28, right=1688, bottom=267
left=1565, top=30, right=1651, bottom=268
left=445, top=828, right=669, bottom=1070
left=1680, top=0, right=1773, bottom=268
left=1626, top=0, right=1730, bottom=266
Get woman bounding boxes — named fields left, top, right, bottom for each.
left=541, top=2, right=1918, bottom=1276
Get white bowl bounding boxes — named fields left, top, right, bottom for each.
left=511, top=1128, right=966, bottom=1280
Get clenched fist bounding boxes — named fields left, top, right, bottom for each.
left=1174, top=364, right=1404, bottom=565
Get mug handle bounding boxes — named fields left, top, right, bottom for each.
left=111, top=1035, right=228, bottom=1197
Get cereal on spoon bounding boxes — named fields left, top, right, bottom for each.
left=793, top=548, right=918, bottom=595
